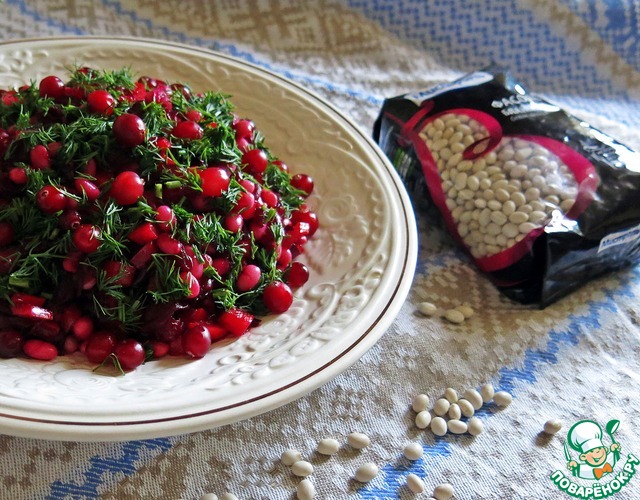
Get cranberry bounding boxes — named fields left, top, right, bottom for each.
left=223, top=213, right=243, bottom=232
left=261, top=189, right=279, bottom=208
left=185, top=109, right=203, bottom=122
left=199, top=167, right=230, bottom=197
left=286, top=262, right=309, bottom=288
left=11, top=302, right=54, bottom=320
left=85, top=331, right=117, bottom=363
left=180, top=271, right=200, bottom=299
left=210, top=256, right=231, bottom=277
left=30, top=144, right=51, bottom=170
left=23, top=339, right=58, bottom=361
left=273, top=160, right=289, bottom=173
left=112, top=113, right=146, bottom=147
left=103, top=260, right=136, bottom=287
left=155, top=205, right=176, bottom=232
left=72, top=224, right=102, bottom=253
left=242, top=149, right=268, bottom=174
left=114, top=339, right=146, bottom=371
left=156, top=233, right=183, bottom=255
left=8, top=167, right=28, bottom=185
left=233, top=119, right=255, bottom=140
left=48, top=141, right=63, bottom=157
left=0, top=330, right=23, bottom=358
left=63, top=335, right=79, bottom=354
left=60, top=305, right=82, bottom=332
left=277, top=248, right=292, bottom=269
left=182, top=325, right=212, bottom=358
left=263, top=281, right=293, bottom=314
left=291, top=174, right=314, bottom=196
left=87, top=90, right=116, bottom=115
left=74, top=178, right=101, bottom=202
left=219, top=308, right=254, bottom=337
left=39, top=75, right=65, bottom=99
left=150, top=341, right=170, bottom=358
left=291, top=210, right=319, bottom=237
left=0, top=129, right=10, bottom=156
left=109, top=171, right=144, bottom=205
left=236, top=264, right=261, bottom=292
left=232, top=191, right=256, bottom=219
left=172, top=121, right=203, bottom=140
left=58, top=210, right=82, bottom=230
left=72, top=316, right=94, bottom=340
left=128, top=222, right=158, bottom=245
left=0, top=222, right=15, bottom=246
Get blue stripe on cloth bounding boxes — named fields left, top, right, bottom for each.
left=97, top=0, right=382, bottom=106
left=345, top=0, right=640, bottom=128
left=5, top=0, right=85, bottom=35
left=358, top=268, right=639, bottom=498
left=45, top=438, right=173, bottom=499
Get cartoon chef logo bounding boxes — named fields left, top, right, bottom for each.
left=549, top=419, right=639, bottom=499
left=565, top=420, right=621, bottom=480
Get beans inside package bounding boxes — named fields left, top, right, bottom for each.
left=374, top=66, right=640, bottom=306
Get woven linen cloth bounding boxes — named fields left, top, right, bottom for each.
left=1, top=1, right=639, bottom=499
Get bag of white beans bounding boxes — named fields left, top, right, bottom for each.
left=374, top=67, right=640, bottom=306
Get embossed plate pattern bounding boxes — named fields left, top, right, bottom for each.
left=0, top=38, right=417, bottom=441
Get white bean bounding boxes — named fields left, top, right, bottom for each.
left=458, top=398, right=475, bottom=418
left=415, top=410, right=432, bottom=429
left=543, top=419, right=563, bottom=435
left=444, top=387, right=458, bottom=403
left=291, top=460, right=314, bottom=477
left=406, top=474, right=426, bottom=494
left=412, top=393, right=430, bottom=412
left=347, top=432, right=371, bottom=449
left=354, top=463, right=379, bottom=482
left=417, top=302, right=438, bottom=317
left=317, top=438, right=340, bottom=456
left=430, top=416, right=448, bottom=436
left=297, top=479, right=316, bottom=500
left=433, top=398, right=450, bottom=416
left=444, top=309, right=465, bottom=324
left=433, top=483, right=455, bottom=500
left=480, top=383, right=494, bottom=403
left=447, top=419, right=468, bottom=434
left=493, top=391, right=513, bottom=407
left=281, top=449, right=302, bottom=466
left=455, top=305, right=474, bottom=318
left=463, top=389, right=483, bottom=410
left=448, top=403, right=461, bottom=420
left=468, top=417, right=484, bottom=436
left=403, top=442, right=424, bottom=461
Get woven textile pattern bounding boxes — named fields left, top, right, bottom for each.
left=0, top=1, right=639, bottom=499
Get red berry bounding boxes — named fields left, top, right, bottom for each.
left=261, top=189, right=278, bottom=208
left=149, top=341, right=170, bottom=358
left=8, top=167, right=28, bottom=185
left=0, top=222, right=15, bottom=246
left=0, top=330, right=23, bottom=358
left=291, top=210, right=319, bottom=237
left=219, top=308, right=254, bottom=337
left=156, top=233, right=183, bottom=255
left=72, top=224, right=102, bottom=253
left=223, top=213, right=243, bottom=232
left=236, top=264, right=261, bottom=292
left=286, top=262, right=309, bottom=288
left=103, top=260, right=136, bottom=287
left=87, top=90, right=116, bottom=115
left=72, top=316, right=94, bottom=341
left=233, top=119, right=254, bottom=140
left=199, top=167, right=230, bottom=197
left=210, top=256, right=231, bottom=277
left=182, top=325, right=212, bottom=358
left=113, top=113, right=146, bottom=147
left=85, top=331, right=117, bottom=363
left=114, top=339, right=146, bottom=371
left=110, top=171, right=144, bottom=205
left=30, top=144, right=51, bottom=170
left=232, top=191, right=256, bottom=219
left=39, top=75, right=65, bottom=99
left=36, top=185, right=67, bottom=214
left=23, top=339, right=57, bottom=361
left=185, top=109, right=203, bottom=122
left=263, top=281, right=293, bottom=314
left=291, top=173, right=314, bottom=196
left=11, top=302, right=54, bottom=320
left=242, top=149, right=268, bottom=174
left=128, top=222, right=158, bottom=245
left=74, top=178, right=101, bottom=202
left=0, top=129, right=11, bottom=156
left=172, top=121, right=203, bottom=140
left=180, top=271, right=200, bottom=299
left=58, top=210, right=82, bottom=230
left=155, top=205, right=176, bottom=232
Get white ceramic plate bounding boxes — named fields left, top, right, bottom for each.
left=0, top=37, right=417, bottom=441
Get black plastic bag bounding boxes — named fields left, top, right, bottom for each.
left=374, top=66, right=640, bottom=306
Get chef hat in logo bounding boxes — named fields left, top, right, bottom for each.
left=568, top=420, right=604, bottom=454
